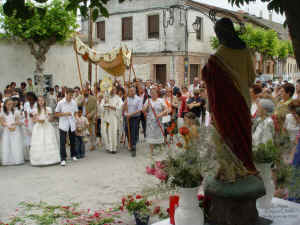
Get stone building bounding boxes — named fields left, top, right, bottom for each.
left=85, top=0, right=217, bottom=87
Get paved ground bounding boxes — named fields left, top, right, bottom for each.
left=0, top=141, right=161, bottom=221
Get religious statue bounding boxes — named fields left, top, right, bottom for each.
left=202, top=18, right=257, bottom=182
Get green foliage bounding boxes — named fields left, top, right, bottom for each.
left=209, top=36, right=220, bottom=50
left=278, top=41, right=290, bottom=59
left=228, top=0, right=285, bottom=15
left=0, top=0, right=78, bottom=43
left=210, top=24, right=293, bottom=60
left=275, top=162, right=293, bottom=188
left=66, top=0, right=126, bottom=21
left=122, top=196, right=152, bottom=216
left=253, top=140, right=280, bottom=164
left=166, top=146, right=203, bottom=188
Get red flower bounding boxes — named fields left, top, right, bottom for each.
left=153, top=206, right=161, bottom=215
left=120, top=206, right=124, bottom=211
left=145, top=201, right=152, bottom=206
left=167, top=127, right=173, bottom=134
left=136, top=195, right=142, bottom=199
left=122, top=197, right=126, bottom=206
left=179, top=127, right=189, bottom=136
left=93, top=212, right=100, bottom=218
left=197, top=194, right=205, bottom=201
left=61, top=206, right=70, bottom=210
left=72, top=211, right=81, bottom=216
left=146, top=166, right=156, bottom=175
left=82, top=53, right=89, bottom=61
left=176, top=142, right=183, bottom=148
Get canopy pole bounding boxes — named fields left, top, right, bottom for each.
left=74, top=41, right=84, bottom=90
left=95, top=64, right=98, bottom=138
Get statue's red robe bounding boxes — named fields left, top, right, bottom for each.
left=203, top=54, right=257, bottom=174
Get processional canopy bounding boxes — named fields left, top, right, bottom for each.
left=73, top=35, right=132, bottom=77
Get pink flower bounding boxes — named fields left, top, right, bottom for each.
left=155, top=161, right=166, bottom=169
left=155, top=169, right=168, bottom=181
left=146, top=166, right=156, bottom=175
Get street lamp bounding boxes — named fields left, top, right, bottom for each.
left=192, top=17, right=202, bottom=33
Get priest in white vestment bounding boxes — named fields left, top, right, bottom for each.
left=100, top=88, right=123, bottom=153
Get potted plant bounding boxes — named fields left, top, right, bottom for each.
left=147, top=126, right=204, bottom=225
left=253, top=140, right=280, bottom=208
left=121, top=195, right=154, bottom=225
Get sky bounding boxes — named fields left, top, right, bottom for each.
left=195, top=0, right=286, bottom=24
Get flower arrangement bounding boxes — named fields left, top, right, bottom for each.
left=121, top=195, right=151, bottom=214
left=120, top=195, right=161, bottom=224
left=166, top=121, right=178, bottom=137
left=253, top=140, right=280, bottom=164
left=147, top=126, right=203, bottom=188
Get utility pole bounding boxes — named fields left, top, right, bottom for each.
left=88, top=8, right=93, bottom=86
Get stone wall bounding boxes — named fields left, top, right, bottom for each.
left=0, top=40, right=88, bottom=91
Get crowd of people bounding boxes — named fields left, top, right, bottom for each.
left=0, top=77, right=208, bottom=167
left=1, top=76, right=300, bottom=183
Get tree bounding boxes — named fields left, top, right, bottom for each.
left=3, top=0, right=126, bottom=21
left=0, top=0, right=78, bottom=94
left=228, top=0, right=300, bottom=68
left=210, top=24, right=293, bottom=74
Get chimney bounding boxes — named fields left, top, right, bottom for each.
left=259, top=10, right=263, bottom=18
left=269, top=12, right=273, bottom=21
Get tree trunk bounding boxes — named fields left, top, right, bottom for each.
left=284, top=1, right=300, bottom=68
left=26, top=38, right=56, bottom=96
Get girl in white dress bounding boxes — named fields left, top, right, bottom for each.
left=0, top=98, right=24, bottom=165
left=24, top=92, right=37, bottom=159
left=30, top=96, right=60, bottom=166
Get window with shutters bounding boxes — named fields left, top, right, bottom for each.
left=196, top=17, right=203, bottom=41
left=122, top=17, right=133, bottom=41
left=96, top=21, right=105, bottom=41
left=148, top=15, right=159, bottom=39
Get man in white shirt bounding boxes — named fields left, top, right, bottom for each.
left=122, top=87, right=143, bottom=157
left=55, top=88, right=78, bottom=166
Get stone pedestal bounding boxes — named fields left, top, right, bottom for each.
left=204, top=175, right=266, bottom=225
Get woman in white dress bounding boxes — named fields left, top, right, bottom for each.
left=0, top=98, right=24, bottom=165
left=30, top=96, right=60, bottom=166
